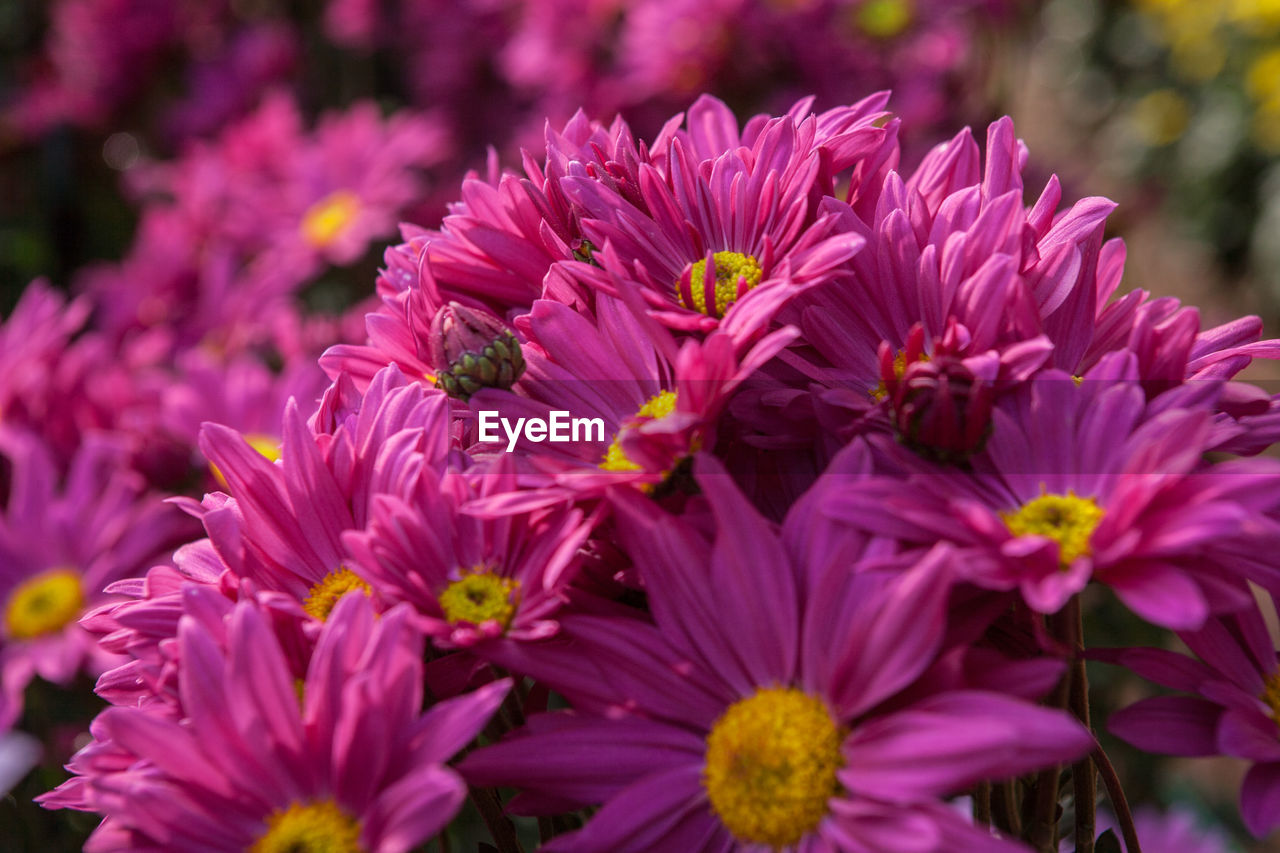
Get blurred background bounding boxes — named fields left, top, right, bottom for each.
left=0, top=0, right=1278, bottom=850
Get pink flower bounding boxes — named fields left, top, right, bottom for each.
left=462, top=456, right=1091, bottom=852
left=344, top=454, right=591, bottom=649
left=464, top=296, right=794, bottom=501
left=44, top=593, right=509, bottom=852
left=189, top=367, right=452, bottom=621
left=824, top=354, right=1280, bottom=627
left=0, top=430, right=187, bottom=717
left=1105, top=598, right=1280, bottom=837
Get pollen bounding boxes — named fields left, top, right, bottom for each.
left=870, top=350, right=919, bottom=401
left=600, top=390, right=678, bottom=473
left=677, top=251, right=763, bottom=317
left=4, top=567, right=85, bottom=641
left=1001, top=490, right=1105, bottom=568
left=703, top=687, right=843, bottom=848
left=250, top=799, right=364, bottom=853
left=301, top=190, right=361, bottom=249
left=302, top=567, right=371, bottom=622
left=209, top=433, right=282, bottom=490
left=438, top=569, right=519, bottom=629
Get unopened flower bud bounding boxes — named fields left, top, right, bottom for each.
left=886, top=353, right=994, bottom=464
left=429, top=302, right=526, bottom=400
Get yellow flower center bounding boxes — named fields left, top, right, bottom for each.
left=250, top=799, right=364, bottom=853
left=854, top=0, right=913, bottom=39
left=302, top=568, right=371, bottom=622
left=703, top=687, right=843, bottom=848
left=301, top=190, right=361, bottom=249
left=4, top=568, right=85, bottom=640
left=1001, top=491, right=1105, bottom=568
left=438, top=570, right=519, bottom=629
left=209, top=433, right=282, bottom=490
left=677, top=251, right=763, bottom=317
left=600, top=390, right=678, bottom=473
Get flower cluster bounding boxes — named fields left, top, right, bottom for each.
left=14, top=90, right=1280, bottom=851
left=0, top=86, right=440, bottom=808
left=5, top=0, right=1014, bottom=160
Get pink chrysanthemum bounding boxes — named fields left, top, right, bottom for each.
left=561, top=94, right=888, bottom=336
left=189, top=366, right=451, bottom=622
left=825, top=354, right=1280, bottom=627
left=44, top=593, right=509, bottom=852
left=344, top=454, right=590, bottom=649
left=463, top=456, right=1092, bottom=852
left=1104, top=597, right=1280, bottom=838
left=0, top=430, right=186, bottom=716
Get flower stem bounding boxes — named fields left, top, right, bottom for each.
left=1026, top=609, right=1074, bottom=852
left=1067, top=596, right=1096, bottom=853
left=1093, top=744, right=1141, bottom=853
left=470, top=786, right=525, bottom=853
left=992, top=779, right=1022, bottom=837
left=973, top=781, right=992, bottom=827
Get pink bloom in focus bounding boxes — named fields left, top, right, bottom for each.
left=825, top=354, right=1280, bottom=627
left=187, top=366, right=452, bottom=622
left=463, top=456, right=1092, bottom=852
left=44, top=593, right=508, bottom=852
left=344, top=454, right=591, bottom=649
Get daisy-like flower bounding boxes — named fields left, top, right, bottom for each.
left=343, top=453, right=590, bottom=650
left=190, top=366, right=451, bottom=623
left=122, top=90, right=445, bottom=294
left=562, top=94, right=885, bottom=338
left=823, top=353, right=1280, bottom=628
left=462, top=455, right=1092, bottom=852
left=1103, top=597, right=1280, bottom=838
left=43, top=592, right=509, bottom=852
left=787, top=117, right=1113, bottom=402
left=465, top=295, right=794, bottom=501
left=0, top=430, right=187, bottom=714
left=786, top=114, right=1280, bottom=410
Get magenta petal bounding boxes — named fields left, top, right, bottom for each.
left=408, top=678, right=510, bottom=764
left=824, top=798, right=940, bottom=852
left=1104, top=562, right=1209, bottom=631
left=364, top=764, right=466, bottom=853
left=1241, top=761, right=1280, bottom=837
left=94, top=709, right=235, bottom=801
left=809, top=548, right=952, bottom=719
left=1095, top=647, right=1213, bottom=692
left=543, top=763, right=711, bottom=853
left=1218, top=708, right=1280, bottom=763
left=841, top=691, right=1092, bottom=801
left=460, top=714, right=703, bottom=808
left=1107, top=695, right=1222, bottom=756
